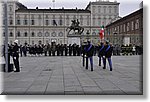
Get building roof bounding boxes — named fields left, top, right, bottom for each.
left=106, top=8, right=143, bottom=27
left=86, top=1, right=120, bottom=10
left=16, top=8, right=91, bottom=13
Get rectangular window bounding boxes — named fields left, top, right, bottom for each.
left=9, top=20, right=13, bottom=25
left=59, top=19, right=62, bottom=26
left=46, top=20, right=49, bottom=26
left=24, top=20, right=28, bottom=25
left=131, top=21, right=134, bottom=30
left=17, top=20, right=20, bottom=25
left=31, top=20, right=34, bottom=25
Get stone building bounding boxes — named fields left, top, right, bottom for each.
left=1, top=0, right=119, bottom=45
left=105, top=8, right=143, bottom=46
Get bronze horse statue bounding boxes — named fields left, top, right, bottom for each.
left=66, top=19, right=84, bottom=35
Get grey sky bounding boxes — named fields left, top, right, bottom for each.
left=18, top=0, right=143, bottom=17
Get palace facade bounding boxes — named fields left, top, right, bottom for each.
left=1, top=0, right=120, bottom=45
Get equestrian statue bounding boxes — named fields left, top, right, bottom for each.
left=66, top=19, right=84, bottom=35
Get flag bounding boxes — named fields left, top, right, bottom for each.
left=99, top=25, right=104, bottom=40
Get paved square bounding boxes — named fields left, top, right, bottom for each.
left=1, top=55, right=143, bottom=95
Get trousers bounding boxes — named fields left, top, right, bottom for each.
left=103, top=57, right=112, bottom=71
left=86, top=57, right=93, bottom=71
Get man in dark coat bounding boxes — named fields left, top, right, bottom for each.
left=85, top=41, right=94, bottom=71
left=98, top=42, right=105, bottom=66
left=64, top=44, right=68, bottom=56
left=68, top=44, right=72, bottom=56
left=103, top=41, right=113, bottom=71
left=12, top=40, right=20, bottom=72
left=81, top=42, right=87, bottom=67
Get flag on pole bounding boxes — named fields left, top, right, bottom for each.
left=99, top=25, right=104, bottom=40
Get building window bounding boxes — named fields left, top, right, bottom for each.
left=17, top=20, right=20, bottom=25
left=17, top=31, right=20, bottom=37
left=3, top=32, right=5, bottom=37
left=123, top=24, right=126, bottom=32
left=9, top=32, right=13, bottom=37
left=131, top=21, right=134, bottom=30
left=9, top=20, right=13, bottom=25
left=24, top=20, right=28, bottom=25
left=127, top=22, right=130, bottom=31
left=98, top=6, right=101, bottom=13
left=92, top=32, right=96, bottom=35
left=38, top=32, right=42, bottom=37
left=87, top=16, right=90, bottom=26
left=80, top=15, right=83, bottom=25
left=32, top=41, right=34, bottom=45
left=45, top=32, right=50, bottom=37
left=51, top=32, right=56, bottom=37
left=66, top=15, right=69, bottom=25
left=24, top=32, right=28, bottom=37
left=45, top=20, right=49, bottom=26
left=58, top=32, right=63, bottom=37
left=31, top=32, right=35, bottom=37
left=73, top=15, right=76, bottom=20
left=59, top=15, right=63, bottom=26
left=109, top=6, right=112, bottom=13
left=92, top=6, right=96, bottom=13
left=59, top=19, right=62, bottom=26
left=103, top=6, right=106, bottom=13
left=31, top=20, right=34, bottom=25
left=93, top=15, right=96, bottom=25
left=98, top=17, right=101, bottom=26
left=135, top=19, right=139, bottom=29
left=114, top=6, right=117, bottom=13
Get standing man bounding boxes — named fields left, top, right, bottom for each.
left=103, top=41, right=113, bottom=71
left=98, top=42, right=105, bottom=66
left=12, top=40, right=20, bottom=72
left=85, top=41, right=94, bottom=71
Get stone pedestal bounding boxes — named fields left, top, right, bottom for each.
left=67, top=34, right=81, bottom=45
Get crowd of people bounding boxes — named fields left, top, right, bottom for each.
left=11, top=43, right=143, bottom=57
left=1, top=40, right=143, bottom=72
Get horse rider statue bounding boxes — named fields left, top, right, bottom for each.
left=66, top=19, right=84, bottom=35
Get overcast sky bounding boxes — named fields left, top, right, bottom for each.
left=18, top=0, right=143, bottom=17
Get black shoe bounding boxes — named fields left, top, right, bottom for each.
left=110, top=69, right=112, bottom=71
left=103, top=67, right=106, bottom=69
left=14, top=71, right=20, bottom=72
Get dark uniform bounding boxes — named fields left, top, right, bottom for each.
left=98, top=42, right=105, bottom=66
left=64, top=44, right=68, bottom=56
left=81, top=44, right=86, bottom=67
left=68, top=44, right=72, bottom=56
left=103, top=42, right=113, bottom=71
left=12, top=42, right=20, bottom=72
left=85, top=41, right=94, bottom=71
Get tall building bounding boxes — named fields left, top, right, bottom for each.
left=105, top=8, right=143, bottom=46
left=1, top=0, right=119, bottom=45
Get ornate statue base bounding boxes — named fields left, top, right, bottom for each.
left=67, top=33, right=81, bottom=45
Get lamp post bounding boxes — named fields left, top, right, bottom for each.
left=4, top=0, right=8, bottom=72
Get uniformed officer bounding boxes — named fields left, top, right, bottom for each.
left=98, top=42, right=105, bottom=66
left=81, top=42, right=87, bottom=67
left=103, top=41, right=113, bottom=71
left=85, top=41, right=94, bottom=71
left=68, top=44, right=72, bottom=56
left=12, top=40, right=20, bottom=72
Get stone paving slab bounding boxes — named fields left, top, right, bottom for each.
left=0, top=55, right=143, bottom=95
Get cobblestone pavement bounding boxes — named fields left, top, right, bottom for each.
left=1, top=55, right=143, bottom=95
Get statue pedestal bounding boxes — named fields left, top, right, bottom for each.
left=67, top=34, right=81, bottom=45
